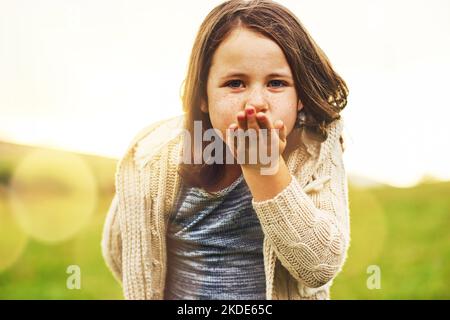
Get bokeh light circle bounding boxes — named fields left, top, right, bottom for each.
left=9, top=150, right=98, bottom=243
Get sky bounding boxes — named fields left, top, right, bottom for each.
left=1, top=0, right=449, bottom=187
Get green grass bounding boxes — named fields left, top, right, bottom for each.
left=1, top=141, right=449, bottom=299
left=331, top=182, right=450, bottom=299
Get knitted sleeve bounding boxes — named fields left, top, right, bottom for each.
left=251, top=139, right=350, bottom=289
left=101, top=194, right=123, bottom=284
left=100, top=117, right=180, bottom=285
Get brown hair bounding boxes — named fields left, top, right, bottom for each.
left=179, top=0, right=348, bottom=189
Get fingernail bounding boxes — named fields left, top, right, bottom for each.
left=246, top=108, right=254, bottom=115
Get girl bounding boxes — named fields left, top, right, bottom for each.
left=102, top=0, right=350, bottom=300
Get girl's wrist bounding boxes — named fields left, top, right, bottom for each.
left=241, top=156, right=292, bottom=202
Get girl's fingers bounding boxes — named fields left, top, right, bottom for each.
left=256, top=112, right=273, bottom=130
left=237, top=111, right=247, bottom=130
left=245, top=107, right=259, bottom=130
left=231, top=111, right=288, bottom=164
left=274, top=119, right=287, bottom=142
left=228, top=123, right=238, bottom=131
left=226, top=123, right=238, bottom=158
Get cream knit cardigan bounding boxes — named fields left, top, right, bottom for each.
left=101, top=114, right=350, bottom=300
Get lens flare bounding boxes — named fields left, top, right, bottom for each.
left=8, top=150, right=98, bottom=243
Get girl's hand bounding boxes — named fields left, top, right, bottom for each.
left=226, top=106, right=287, bottom=173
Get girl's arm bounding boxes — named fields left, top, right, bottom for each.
left=247, top=141, right=350, bottom=289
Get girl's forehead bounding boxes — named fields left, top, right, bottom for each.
left=210, top=28, right=291, bottom=75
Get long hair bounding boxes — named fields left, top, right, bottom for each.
left=179, top=0, right=348, bottom=189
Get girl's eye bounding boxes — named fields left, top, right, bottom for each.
left=226, top=80, right=243, bottom=88
left=268, top=80, right=286, bottom=88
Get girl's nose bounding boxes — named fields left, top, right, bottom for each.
left=245, top=88, right=269, bottom=112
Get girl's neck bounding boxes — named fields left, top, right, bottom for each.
left=204, top=163, right=242, bottom=193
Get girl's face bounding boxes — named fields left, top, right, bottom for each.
left=202, top=27, right=302, bottom=139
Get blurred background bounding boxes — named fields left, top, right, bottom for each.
left=0, top=0, right=449, bottom=299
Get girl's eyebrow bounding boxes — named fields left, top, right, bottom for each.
left=219, top=71, right=293, bottom=80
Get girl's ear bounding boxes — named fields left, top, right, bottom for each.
left=200, top=99, right=208, bottom=113
left=297, top=99, right=304, bottom=111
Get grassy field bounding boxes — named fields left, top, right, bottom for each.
left=1, top=141, right=449, bottom=299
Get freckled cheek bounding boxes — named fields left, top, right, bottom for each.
left=208, top=95, right=242, bottom=132
left=270, top=101, right=298, bottom=133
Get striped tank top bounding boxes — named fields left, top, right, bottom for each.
left=164, top=174, right=266, bottom=300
